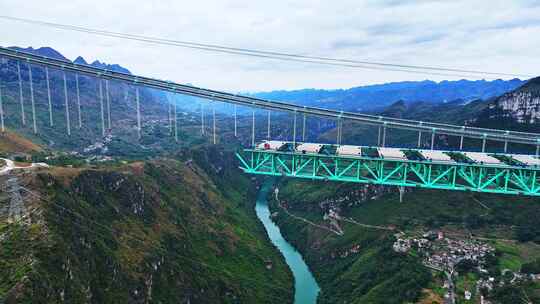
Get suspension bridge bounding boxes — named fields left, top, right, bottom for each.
left=1, top=46, right=540, bottom=196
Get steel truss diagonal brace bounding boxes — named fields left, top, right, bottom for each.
left=237, top=150, right=540, bottom=197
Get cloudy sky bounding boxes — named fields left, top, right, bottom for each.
left=1, top=0, right=539, bottom=92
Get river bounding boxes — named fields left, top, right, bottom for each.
left=255, top=181, right=320, bottom=304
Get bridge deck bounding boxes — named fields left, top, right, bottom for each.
left=252, top=140, right=540, bottom=169
left=378, top=147, right=407, bottom=161
left=512, top=154, right=540, bottom=166
left=2, top=46, right=540, bottom=146
left=462, top=152, right=502, bottom=165
left=337, top=145, right=362, bottom=156
left=296, top=143, right=324, bottom=154
left=419, top=150, right=455, bottom=163
left=237, top=141, right=540, bottom=196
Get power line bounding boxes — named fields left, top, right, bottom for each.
left=0, top=15, right=534, bottom=79
left=0, top=16, right=469, bottom=78
left=3, top=45, right=539, bottom=146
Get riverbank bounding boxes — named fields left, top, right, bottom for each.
left=255, top=181, right=320, bottom=304
left=269, top=179, right=431, bottom=303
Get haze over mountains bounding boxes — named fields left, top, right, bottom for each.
left=253, top=79, right=526, bottom=112
left=5, top=46, right=526, bottom=112
left=4, top=45, right=540, bottom=149
left=375, top=76, right=540, bottom=130
left=3, top=45, right=539, bottom=145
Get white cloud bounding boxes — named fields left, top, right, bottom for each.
left=0, top=0, right=539, bottom=91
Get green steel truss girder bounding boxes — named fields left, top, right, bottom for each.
left=236, top=150, right=540, bottom=196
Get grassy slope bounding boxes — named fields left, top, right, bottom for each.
left=0, top=130, right=42, bottom=154
left=0, top=157, right=293, bottom=303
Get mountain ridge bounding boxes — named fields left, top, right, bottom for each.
left=4, top=45, right=525, bottom=110
left=7, top=46, right=132, bottom=74
left=253, top=78, right=525, bottom=111
left=0, top=149, right=294, bottom=303
left=470, top=76, right=540, bottom=132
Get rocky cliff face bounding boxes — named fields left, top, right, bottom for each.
left=269, top=180, right=431, bottom=304
left=0, top=154, right=293, bottom=303
left=476, top=77, right=540, bottom=128
left=491, top=91, right=540, bottom=123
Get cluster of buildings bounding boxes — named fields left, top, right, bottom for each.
left=83, top=134, right=114, bottom=154
left=477, top=270, right=540, bottom=293
left=426, top=236, right=494, bottom=273
left=43, top=150, right=114, bottom=164
left=392, top=231, right=540, bottom=302
left=85, top=155, right=114, bottom=163
left=393, top=231, right=494, bottom=273
left=141, top=117, right=170, bottom=133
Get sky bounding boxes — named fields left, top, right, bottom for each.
left=0, top=0, right=539, bottom=92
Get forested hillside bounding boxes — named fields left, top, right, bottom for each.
left=271, top=179, right=540, bottom=303
left=1, top=148, right=293, bottom=303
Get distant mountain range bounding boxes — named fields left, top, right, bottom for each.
left=367, top=77, right=540, bottom=128
left=7, top=46, right=132, bottom=74
left=5, top=46, right=527, bottom=113
left=253, top=79, right=526, bottom=111
left=5, top=45, right=539, bottom=129
left=473, top=76, right=540, bottom=132
left=313, top=77, right=540, bottom=152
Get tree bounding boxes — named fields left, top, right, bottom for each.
left=521, top=258, right=540, bottom=274
left=456, top=258, right=476, bottom=274
left=515, top=225, right=539, bottom=243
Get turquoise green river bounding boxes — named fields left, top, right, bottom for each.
left=255, top=181, right=320, bottom=304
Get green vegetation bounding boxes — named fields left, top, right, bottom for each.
left=269, top=207, right=430, bottom=303
left=0, top=71, right=297, bottom=302
left=0, top=152, right=293, bottom=303
left=488, top=281, right=540, bottom=303
left=0, top=130, right=42, bottom=153
left=0, top=223, right=45, bottom=301
left=2, top=62, right=539, bottom=304
left=272, top=177, right=540, bottom=303
left=455, top=272, right=478, bottom=303
left=271, top=180, right=433, bottom=303
left=495, top=242, right=523, bottom=272
left=522, top=258, right=540, bottom=274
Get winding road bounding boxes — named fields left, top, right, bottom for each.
left=0, top=158, right=48, bottom=175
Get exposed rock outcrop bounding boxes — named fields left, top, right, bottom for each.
left=479, top=77, right=540, bottom=125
